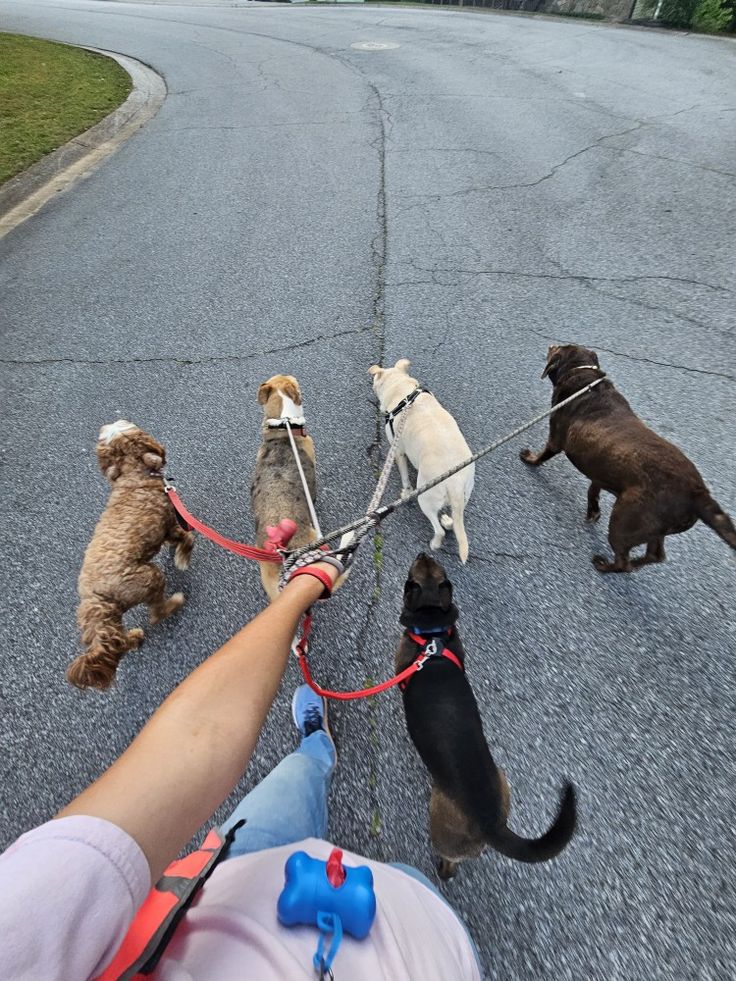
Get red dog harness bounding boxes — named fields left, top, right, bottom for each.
left=399, top=629, right=464, bottom=691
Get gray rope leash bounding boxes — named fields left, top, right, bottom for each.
left=285, top=419, right=322, bottom=539
left=288, top=376, right=606, bottom=560
left=365, top=409, right=407, bottom=515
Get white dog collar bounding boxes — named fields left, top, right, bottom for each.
left=267, top=416, right=307, bottom=429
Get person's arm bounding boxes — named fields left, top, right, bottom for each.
left=58, top=563, right=337, bottom=882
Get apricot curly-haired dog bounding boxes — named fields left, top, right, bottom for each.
left=67, top=421, right=194, bottom=690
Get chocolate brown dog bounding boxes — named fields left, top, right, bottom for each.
left=396, top=553, right=577, bottom=880
left=520, top=344, right=736, bottom=573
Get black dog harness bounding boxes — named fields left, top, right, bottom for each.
left=384, top=386, right=430, bottom=439
left=399, top=628, right=463, bottom=692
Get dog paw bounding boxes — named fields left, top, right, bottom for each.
left=439, top=514, right=454, bottom=530
left=519, top=448, right=536, bottom=465
left=150, top=593, right=186, bottom=624
left=437, top=858, right=457, bottom=881
left=592, top=554, right=616, bottom=573
left=593, top=555, right=631, bottom=573
left=585, top=511, right=601, bottom=524
left=174, top=547, right=191, bottom=571
left=430, top=534, right=445, bottom=551
left=127, top=628, right=145, bottom=649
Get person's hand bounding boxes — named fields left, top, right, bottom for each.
left=279, top=549, right=346, bottom=599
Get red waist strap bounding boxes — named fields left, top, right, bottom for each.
left=95, top=822, right=242, bottom=981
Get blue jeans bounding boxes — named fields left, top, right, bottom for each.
left=221, top=730, right=335, bottom=856
left=220, top=731, right=482, bottom=971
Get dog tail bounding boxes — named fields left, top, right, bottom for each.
left=693, top=492, right=736, bottom=550
left=486, top=782, right=577, bottom=864
left=68, top=598, right=134, bottom=690
left=442, top=481, right=469, bottom=564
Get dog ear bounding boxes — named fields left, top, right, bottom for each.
left=541, top=346, right=562, bottom=379
left=438, top=580, right=453, bottom=611
left=282, top=377, right=302, bottom=405
left=257, top=382, right=273, bottom=405
left=395, top=358, right=411, bottom=372
left=97, top=442, right=120, bottom=481
left=403, top=578, right=421, bottom=611
left=368, top=364, right=383, bottom=378
left=142, top=451, right=163, bottom=471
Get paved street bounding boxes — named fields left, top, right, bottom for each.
left=1, top=1, right=734, bottom=977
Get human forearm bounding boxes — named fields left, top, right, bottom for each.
left=59, top=567, right=333, bottom=881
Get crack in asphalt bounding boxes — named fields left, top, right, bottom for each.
left=605, top=145, right=736, bottom=181
left=392, top=263, right=732, bottom=296
left=0, top=326, right=372, bottom=368
left=359, top=81, right=390, bottom=633
left=390, top=262, right=733, bottom=340
left=400, top=121, right=647, bottom=201
left=396, top=100, right=732, bottom=203
left=526, top=328, right=736, bottom=382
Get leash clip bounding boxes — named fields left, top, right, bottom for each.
left=414, top=653, right=431, bottom=672
left=162, top=476, right=176, bottom=493
left=424, top=638, right=439, bottom=657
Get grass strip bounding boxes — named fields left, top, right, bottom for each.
left=0, top=33, right=132, bottom=185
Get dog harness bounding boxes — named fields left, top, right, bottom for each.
left=399, top=628, right=464, bottom=692
left=384, top=386, right=430, bottom=439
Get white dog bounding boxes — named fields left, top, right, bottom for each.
left=369, top=358, right=474, bottom=562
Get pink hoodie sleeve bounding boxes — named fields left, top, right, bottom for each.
left=0, top=815, right=150, bottom=981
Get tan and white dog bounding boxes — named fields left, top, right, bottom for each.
left=369, top=358, right=474, bottom=563
left=251, top=374, right=319, bottom=601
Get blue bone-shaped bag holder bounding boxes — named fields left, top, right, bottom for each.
left=277, top=848, right=376, bottom=975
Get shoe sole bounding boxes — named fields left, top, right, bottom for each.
left=292, top=688, right=337, bottom=765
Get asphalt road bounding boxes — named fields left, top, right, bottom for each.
left=1, top=2, right=734, bottom=977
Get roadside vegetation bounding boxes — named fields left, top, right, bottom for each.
left=0, top=34, right=132, bottom=185
left=634, top=0, right=734, bottom=30
left=358, top=0, right=735, bottom=33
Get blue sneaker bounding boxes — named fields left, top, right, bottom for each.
left=292, top=684, right=336, bottom=758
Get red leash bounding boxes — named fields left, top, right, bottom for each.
left=298, top=650, right=426, bottom=701
left=165, top=487, right=282, bottom=563
left=295, top=619, right=461, bottom=701
left=167, top=483, right=459, bottom=701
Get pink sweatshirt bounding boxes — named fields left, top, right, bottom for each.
left=0, top=816, right=482, bottom=980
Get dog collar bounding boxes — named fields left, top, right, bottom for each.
left=555, top=365, right=606, bottom=387
left=400, top=628, right=463, bottom=692
left=266, top=417, right=307, bottom=437
left=384, top=386, right=429, bottom=439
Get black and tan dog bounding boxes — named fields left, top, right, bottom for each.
left=396, top=553, right=577, bottom=880
left=520, top=344, right=736, bottom=573
left=251, top=374, right=318, bottom=601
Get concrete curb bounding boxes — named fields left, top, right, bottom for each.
left=0, top=47, right=166, bottom=240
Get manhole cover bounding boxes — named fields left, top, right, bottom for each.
left=351, top=41, right=400, bottom=51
